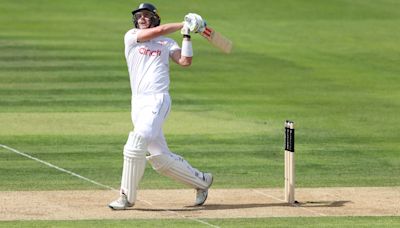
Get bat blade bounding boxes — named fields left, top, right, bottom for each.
left=200, top=26, right=233, bottom=54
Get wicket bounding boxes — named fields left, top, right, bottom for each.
left=284, top=120, right=296, bottom=204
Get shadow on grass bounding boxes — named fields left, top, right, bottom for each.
left=133, top=200, right=351, bottom=211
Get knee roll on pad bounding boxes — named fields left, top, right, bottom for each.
left=124, top=132, right=148, bottom=158
left=146, top=153, right=174, bottom=171
left=146, top=153, right=209, bottom=189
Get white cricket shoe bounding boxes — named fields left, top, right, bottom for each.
left=195, top=173, right=213, bottom=206
left=108, top=194, right=134, bottom=210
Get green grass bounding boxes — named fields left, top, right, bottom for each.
left=1, top=0, right=399, bottom=226
left=0, top=217, right=399, bottom=228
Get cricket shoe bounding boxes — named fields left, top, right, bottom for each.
left=108, top=193, right=134, bottom=210
left=195, top=173, right=213, bottom=206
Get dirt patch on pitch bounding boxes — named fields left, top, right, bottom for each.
left=0, top=187, right=399, bottom=221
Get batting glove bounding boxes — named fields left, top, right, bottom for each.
left=184, top=13, right=206, bottom=33
left=181, top=22, right=191, bottom=36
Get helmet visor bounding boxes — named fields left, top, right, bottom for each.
left=133, top=10, right=155, bottom=21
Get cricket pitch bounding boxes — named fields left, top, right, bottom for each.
left=1, top=187, right=399, bottom=221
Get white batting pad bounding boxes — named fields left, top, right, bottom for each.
left=120, top=132, right=148, bottom=203
left=147, top=153, right=210, bottom=189
left=124, top=132, right=147, bottom=158
left=120, top=156, right=146, bottom=203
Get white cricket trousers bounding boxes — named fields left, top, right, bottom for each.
left=119, top=93, right=210, bottom=203
left=130, top=93, right=171, bottom=155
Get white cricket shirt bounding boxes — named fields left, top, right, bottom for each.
left=124, top=28, right=180, bottom=96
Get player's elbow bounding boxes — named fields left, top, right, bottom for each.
left=180, top=61, right=192, bottom=67
left=179, top=57, right=192, bottom=67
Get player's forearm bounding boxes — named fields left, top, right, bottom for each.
left=156, top=23, right=184, bottom=35
left=178, top=56, right=192, bottom=67
left=137, top=23, right=183, bottom=42
left=179, top=37, right=192, bottom=66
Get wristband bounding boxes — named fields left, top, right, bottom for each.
left=181, top=40, right=193, bottom=57
left=183, top=34, right=191, bottom=39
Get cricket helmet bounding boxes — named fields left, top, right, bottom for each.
left=132, top=3, right=161, bottom=28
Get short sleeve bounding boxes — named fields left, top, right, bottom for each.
left=168, top=39, right=180, bottom=56
left=124, top=29, right=139, bottom=48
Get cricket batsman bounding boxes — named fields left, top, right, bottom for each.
left=108, top=3, right=213, bottom=210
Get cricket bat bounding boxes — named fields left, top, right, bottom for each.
left=200, top=26, right=233, bottom=54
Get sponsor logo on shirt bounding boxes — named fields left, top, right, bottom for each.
left=139, top=47, right=161, bottom=57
